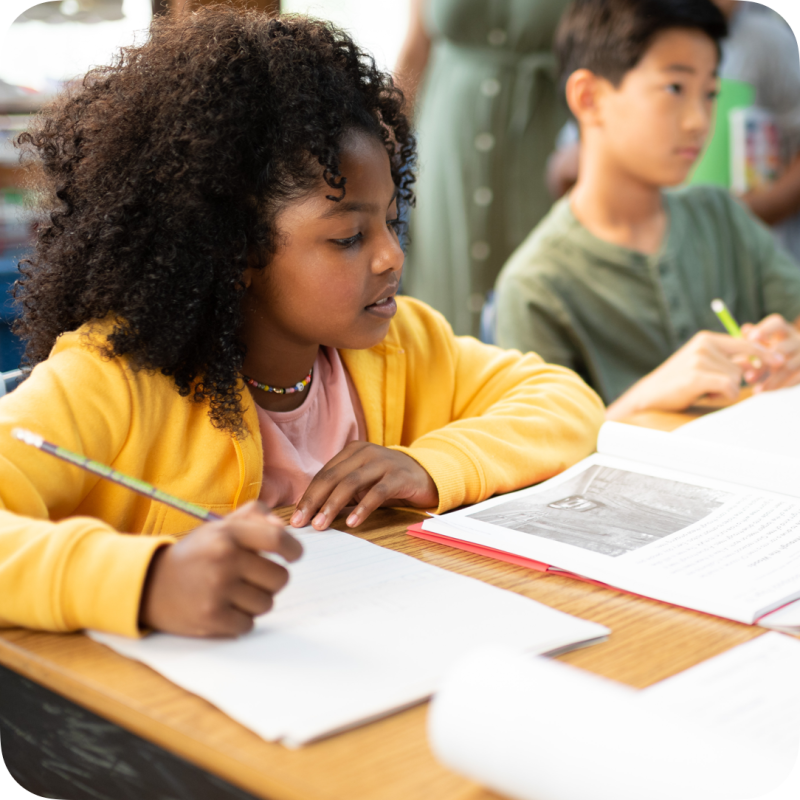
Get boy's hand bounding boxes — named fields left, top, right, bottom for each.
left=139, top=501, right=303, bottom=638
left=606, top=331, right=774, bottom=419
left=742, top=314, right=800, bottom=393
left=290, top=442, right=439, bottom=530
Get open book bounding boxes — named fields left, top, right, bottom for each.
left=429, top=633, right=800, bottom=800
left=413, top=422, right=800, bottom=626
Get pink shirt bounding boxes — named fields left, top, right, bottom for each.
left=254, top=347, right=366, bottom=508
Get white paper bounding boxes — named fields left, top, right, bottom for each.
left=642, top=633, right=800, bottom=764
left=90, top=528, right=607, bottom=746
left=429, top=634, right=800, bottom=800
left=675, top=385, right=800, bottom=460
left=759, top=598, right=800, bottom=633
left=600, top=420, right=800, bottom=500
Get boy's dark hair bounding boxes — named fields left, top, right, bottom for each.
left=555, top=0, right=728, bottom=88
left=14, top=6, right=415, bottom=435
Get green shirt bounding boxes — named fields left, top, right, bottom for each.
left=495, top=186, right=800, bottom=404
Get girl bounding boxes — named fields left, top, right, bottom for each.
left=0, top=7, right=603, bottom=639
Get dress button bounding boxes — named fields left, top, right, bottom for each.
left=481, top=78, right=501, bottom=98
left=474, top=132, right=496, bottom=152
left=487, top=29, right=507, bottom=46
left=471, top=241, right=491, bottom=260
left=473, top=187, right=493, bottom=206
left=467, top=293, right=486, bottom=313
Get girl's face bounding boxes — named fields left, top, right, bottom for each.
left=243, top=130, right=404, bottom=353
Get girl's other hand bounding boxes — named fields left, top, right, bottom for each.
left=139, top=501, right=303, bottom=637
left=291, top=442, right=439, bottom=530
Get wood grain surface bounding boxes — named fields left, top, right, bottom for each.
left=0, top=412, right=767, bottom=800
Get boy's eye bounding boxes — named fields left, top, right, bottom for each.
left=333, top=233, right=362, bottom=248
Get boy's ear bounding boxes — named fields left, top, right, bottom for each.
left=565, top=69, right=605, bottom=128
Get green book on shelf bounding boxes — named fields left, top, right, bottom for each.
left=688, top=77, right=755, bottom=189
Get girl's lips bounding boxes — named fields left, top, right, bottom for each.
left=365, top=296, right=397, bottom=318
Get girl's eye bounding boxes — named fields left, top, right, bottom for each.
left=333, top=233, right=362, bottom=248
left=387, top=217, right=406, bottom=238
left=708, top=88, right=720, bottom=101
left=666, top=83, right=683, bottom=96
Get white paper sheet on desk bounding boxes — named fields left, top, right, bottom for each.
left=429, top=632, right=800, bottom=800
left=89, top=528, right=608, bottom=746
left=676, top=384, right=800, bottom=458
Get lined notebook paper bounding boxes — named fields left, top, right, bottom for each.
left=90, top=528, right=608, bottom=746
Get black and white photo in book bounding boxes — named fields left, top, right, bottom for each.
left=468, top=466, right=732, bottom=558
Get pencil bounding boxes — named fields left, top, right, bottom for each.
left=711, top=298, right=743, bottom=338
left=711, top=298, right=763, bottom=369
left=12, top=428, right=222, bottom=523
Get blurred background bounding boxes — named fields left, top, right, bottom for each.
left=0, top=0, right=408, bottom=372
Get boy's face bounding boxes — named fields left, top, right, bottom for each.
left=593, top=27, right=720, bottom=188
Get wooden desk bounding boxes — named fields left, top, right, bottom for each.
left=0, top=412, right=764, bottom=800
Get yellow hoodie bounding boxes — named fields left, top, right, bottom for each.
left=0, top=298, right=603, bottom=636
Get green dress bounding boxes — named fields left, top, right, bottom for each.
left=404, top=0, right=570, bottom=337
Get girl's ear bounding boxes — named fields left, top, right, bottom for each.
left=241, top=266, right=255, bottom=289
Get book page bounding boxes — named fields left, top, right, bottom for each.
left=674, top=385, right=800, bottom=459
left=759, top=597, right=800, bottom=632
left=429, top=636, right=798, bottom=800
left=598, top=420, right=800, bottom=499
left=90, top=528, right=607, bottom=747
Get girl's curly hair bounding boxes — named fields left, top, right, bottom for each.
left=14, top=5, right=415, bottom=436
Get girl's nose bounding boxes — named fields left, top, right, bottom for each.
left=372, top=227, right=405, bottom=275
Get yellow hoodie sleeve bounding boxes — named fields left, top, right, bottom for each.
left=386, top=298, right=605, bottom=512
left=0, top=335, right=172, bottom=636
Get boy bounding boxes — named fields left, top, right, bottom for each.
left=495, top=0, right=800, bottom=419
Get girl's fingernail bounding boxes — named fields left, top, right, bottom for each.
left=313, top=513, right=327, bottom=529
left=346, top=512, right=359, bottom=527
left=290, top=511, right=302, bottom=526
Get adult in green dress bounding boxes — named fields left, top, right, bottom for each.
left=396, top=0, right=570, bottom=337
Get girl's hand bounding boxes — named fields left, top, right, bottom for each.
left=290, top=442, right=439, bottom=530
left=743, top=314, right=800, bottom=393
left=139, top=501, right=303, bottom=637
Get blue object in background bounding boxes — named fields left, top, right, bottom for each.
left=0, top=247, right=25, bottom=373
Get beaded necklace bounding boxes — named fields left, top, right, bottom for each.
left=243, top=367, right=313, bottom=395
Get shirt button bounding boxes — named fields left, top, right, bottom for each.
left=473, top=187, right=493, bottom=207
left=487, top=29, right=507, bottom=46
left=481, top=78, right=501, bottom=97
left=467, top=293, right=486, bottom=313
left=474, top=132, right=496, bottom=152
left=471, top=241, right=491, bottom=260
